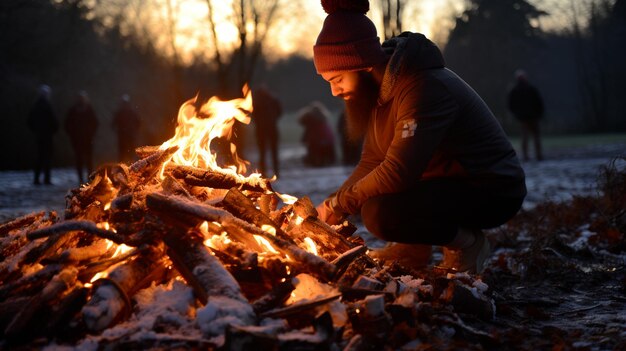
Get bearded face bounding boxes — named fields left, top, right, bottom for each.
left=342, top=70, right=380, bottom=142
left=321, top=69, right=380, bottom=142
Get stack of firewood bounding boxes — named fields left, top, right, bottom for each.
left=0, top=146, right=495, bottom=350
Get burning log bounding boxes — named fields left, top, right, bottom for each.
left=221, top=187, right=295, bottom=244
left=163, top=227, right=256, bottom=339
left=291, top=216, right=355, bottom=257
left=77, top=245, right=142, bottom=282
left=146, top=192, right=337, bottom=281
left=26, top=220, right=133, bottom=245
left=163, top=227, right=247, bottom=305
left=167, top=164, right=272, bottom=192
left=129, top=145, right=179, bottom=179
left=82, top=245, right=168, bottom=332
left=46, top=238, right=112, bottom=263
left=4, top=267, right=78, bottom=339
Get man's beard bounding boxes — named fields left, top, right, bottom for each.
left=343, top=71, right=380, bottom=142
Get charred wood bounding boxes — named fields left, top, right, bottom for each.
left=259, top=294, right=341, bottom=319
left=27, top=220, right=132, bottom=245
left=134, top=145, right=160, bottom=159
left=45, top=238, right=112, bottom=263
left=251, top=280, right=296, bottom=315
left=292, top=216, right=355, bottom=257
left=82, top=245, right=168, bottom=332
left=163, top=227, right=247, bottom=305
left=77, top=246, right=142, bottom=283
left=160, top=175, right=193, bottom=198
left=291, top=196, right=317, bottom=219
left=0, top=263, right=63, bottom=300
left=44, top=286, right=89, bottom=340
left=4, top=267, right=78, bottom=339
left=167, top=164, right=272, bottom=192
left=1, top=212, right=57, bottom=261
left=129, top=146, right=179, bottom=179
left=221, top=187, right=296, bottom=245
left=331, top=245, right=367, bottom=273
left=0, top=211, right=46, bottom=237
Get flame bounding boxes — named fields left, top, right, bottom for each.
left=303, top=237, right=318, bottom=256
left=158, top=85, right=256, bottom=176
left=84, top=240, right=133, bottom=288
left=277, top=192, right=298, bottom=205
left=254, top=236, right=279, bottom=254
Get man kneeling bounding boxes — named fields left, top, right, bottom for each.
left=313, top=0, right=526, bottom=273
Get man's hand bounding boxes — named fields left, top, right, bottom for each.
left=316, top=197, right=345, bottom=225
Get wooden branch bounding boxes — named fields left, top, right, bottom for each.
left=78, top=246, right=142, bottom=283
left=129, top=145, right=179, bottom=178
left=48, top=238, right=112, bottom=263
left=166, top=164, right=272, bottom=192
left=4, top=267, right=78, bottom=338
left=291, top=196, right=317, bottom=219
left=331, top=245, right=367, bottom=270
left=146, top=192, right=336, bottom=281
left=221, top=187, right=295, bottom=245
left=160, top=175, right=193, bottom=198
left=82, top=245, right=168, bottom=332
left=163, top=228, right=248, bottom=305
left=0, top=263, right=63, bottom=300
left=27, top=220, right=130, bottom=245
left=251, top=280, right=296, bottom=314
left=295, top=216, right=355, bottom=254
left=0, top=211, right=46, bottom=237
left=1, top=212, right=57, bottom=261
left=259, top=294, right=341, bottom=319
left=220, top=216, right=337, bottom=282
left=134, top=145, right=160, bottom=159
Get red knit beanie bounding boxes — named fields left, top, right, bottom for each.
left=314, top=0, right=387, bottom=74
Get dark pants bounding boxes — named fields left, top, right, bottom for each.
left=256, top=128, right=279, bottom=177
left=520, top=119, right=542, bottom=161
left=361, top=179, right=524, bottom=246
left=71, top=142, right=93, bottom=183
left=34, top=136, right=54, bottom=184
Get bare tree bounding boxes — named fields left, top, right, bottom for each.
left=205, top=0, right=297, bottom=96
left=376, top=0, right=409, bottom=40
left=565, top=0, right=613, bottom=131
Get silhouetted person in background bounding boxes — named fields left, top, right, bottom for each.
left=65, top=91, right=99, bottom=183
left=252, top=86, right=282, bottom=177
left=337, top=109, right=362, bottom=165
left=508, top=70, right=545, bottom=161
left=112, top=94, right=141, bottom=164
left=298, top=102, right=336, bottom=167
left=27, top=85, right=58, bottom=185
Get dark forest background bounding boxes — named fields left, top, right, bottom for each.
left=1, top=0, right=625, bottom=170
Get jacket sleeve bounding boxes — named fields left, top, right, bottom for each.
left=334, top=78, right=460, bottom=214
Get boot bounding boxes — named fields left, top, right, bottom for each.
left=369, top=242, right=432, bottom=270
left=441, top=229, right=490, bottom=274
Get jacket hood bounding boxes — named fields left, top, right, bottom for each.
left=379, top=32, right=445, bottom=104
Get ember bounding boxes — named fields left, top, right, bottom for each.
left=0, top=87, right=495, bottom=350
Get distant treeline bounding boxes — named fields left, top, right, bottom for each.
left=1, top=0, right=625, bottom=170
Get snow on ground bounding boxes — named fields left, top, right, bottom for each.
left=1, top=143, right=624, bottom=223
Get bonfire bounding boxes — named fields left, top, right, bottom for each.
left=0, top=87, right=495, bottom=350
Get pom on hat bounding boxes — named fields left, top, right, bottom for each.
left=314, top=0, right=386, bottom=73
left=321, top=0, right=369, bottom=15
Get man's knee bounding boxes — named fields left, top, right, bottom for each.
left=361, top=197, right=393, bottom=240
